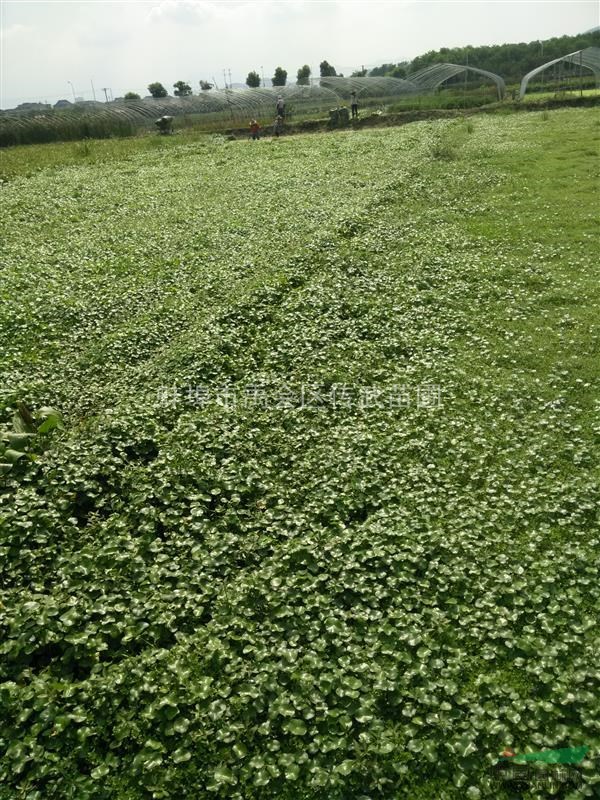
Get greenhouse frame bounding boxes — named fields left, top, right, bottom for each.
left=409, top=63, right=506, bottom=99
left=519, top=46, right=600, bottom=98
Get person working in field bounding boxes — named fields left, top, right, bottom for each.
left=249, top=119, right=260, bottom=140
left=276, top=96, right=285, bottom=118
left=351, top=91, right=359, bottom=119
left=273, top=115, right=284, bottom=138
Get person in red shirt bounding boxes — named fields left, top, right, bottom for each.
left=249, top=119, right=260, bottom=140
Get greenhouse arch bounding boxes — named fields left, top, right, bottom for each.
left=409, top=63, right=505, bottom=100
left=319, top=75, right=418, bottom=98
left=519, top=46, right=600, bottom=99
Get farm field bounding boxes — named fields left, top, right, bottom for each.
left=0, top=108, right=599, bottom=799
left=519, top=87, right=600, bottom=103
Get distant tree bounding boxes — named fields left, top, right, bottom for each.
left=368, top=63, right=396, bottom=77
left=124, top=91, right=141, bottom=100
left=296, top=64, right=311, bottom=85
left=147, top=82, right=168, bottom=98
left=199, top=80, right=213, bottom=91
left=351, top=68, right=368, bottom=77
left=17, top=102, right=51, bottom=110
left=246, top=70, right=261, bottom=88
left=272, top=66, right=288, bottom=86
left=366, top=60, right=408, bottom=79
left=391, top=65, right=407, bottom=79
left=173, top=80, right=192, bottom=97
left=319, top=60, right=337, bottom=77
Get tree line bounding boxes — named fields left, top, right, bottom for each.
left=125, top=61, right=341, bottom=99
left=123, top=31, right=599, bottom=100
left=367, top=30, right=600, bottom=84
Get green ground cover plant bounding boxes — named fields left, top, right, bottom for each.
left=0, top=109, right=598, bottom=799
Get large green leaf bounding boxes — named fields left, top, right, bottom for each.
left=3, top=449, right=26, bottom=464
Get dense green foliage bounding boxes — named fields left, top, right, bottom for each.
left=296, top=65, right=311, bottom=86
left=370, top=31, right=600, bottom=83
left=272, top=67, right=288, bottom=87
left=147, top=82, right=168, bottom=98
left=1, top=110, right=599, bottom=799
left=173, top=82, right=193, bottom=98
left=369, top=63, right=408, bottom=79
left=246, top=72, right=261, bottom=89
left=319, top=60, right=337, bottom=77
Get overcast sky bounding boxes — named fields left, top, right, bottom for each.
left=1, top=0, right=598, bottom=107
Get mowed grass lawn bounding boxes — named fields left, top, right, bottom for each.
left=0, top=109, right=598, bottom=800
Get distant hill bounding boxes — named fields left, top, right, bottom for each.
left=369, top=30, right=600, bottom=84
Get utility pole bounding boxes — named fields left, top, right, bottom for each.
left=101, top=87, right=110, bottom=103
left=90, top=79, right=96, bottom=101
left=222, top=68, right=227, bottom=89
left=228, top=68, right=232, bottom=88
left=261, top=65, right=265, bottom=87
left=67, top=81, right=76, bottom=102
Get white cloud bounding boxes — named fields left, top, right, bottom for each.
left=144, top=0, right=315, bottom=27
left=73, top=19, right=131, bottom=48
left=146, top=0, right=240, bottom=25
left=0, top=22, right=33, bottom=40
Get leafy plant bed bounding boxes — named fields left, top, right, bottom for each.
left=1, top=109, right=599, bottom=799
